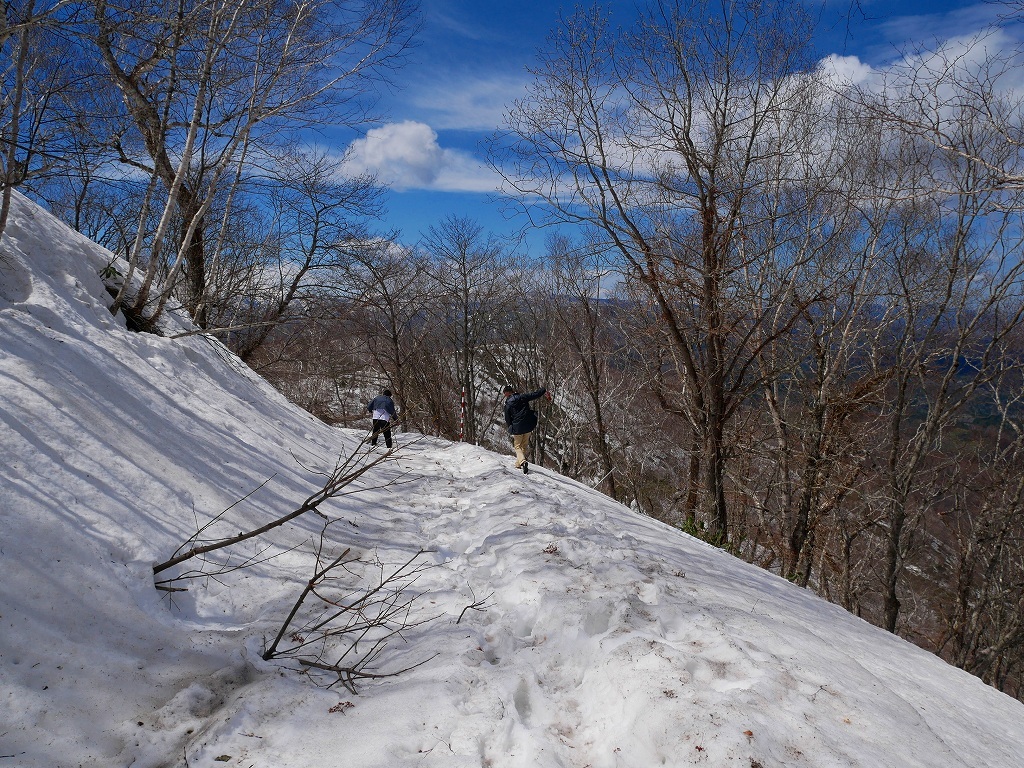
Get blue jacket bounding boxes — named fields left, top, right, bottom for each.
left=504, top=388, right=546, bottom=435
left=367, top=394, right=396, bottom=420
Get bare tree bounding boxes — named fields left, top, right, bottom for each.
left=544, top=233, right=623, bottom=498
left=209, top=147, right=386, bottom=361
left=244, top=299, right=368, bottom=424
left=926, top=320, right=1024, bottom=693
left=421, top=215, right=520, bottom=444
left=495, top=0, right=831, bottom=541
left=732, top=90, right=903, bottom=586
left=263, top=540, right=434, bottom=693
left=87, top=0, right=418, bottom=328
left=841, top=40, right=1024, bottom=633
left=153, top=444, right=396, bottom=581
left=334, top=238, right=436, bottom=428
left=0, top=1, right=80, bottom=242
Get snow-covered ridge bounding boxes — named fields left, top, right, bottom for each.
left=2, top=190, right=1023, bottom=767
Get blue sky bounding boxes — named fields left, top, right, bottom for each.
left=333, top=0, right=1019, bottom=253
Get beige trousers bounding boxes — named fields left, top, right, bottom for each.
left=512, top=432, right=532, bottom=468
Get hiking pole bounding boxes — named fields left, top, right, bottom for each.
left=459, top=387, right=466, bottom=442
left=590, top=466, right=615, bottom=489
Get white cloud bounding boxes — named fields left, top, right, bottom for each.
left=408, top=74, right=530, bottom=131
left=823, top=25, right=1024, bottom=109
left=345, top=121, right=444, bottom=187
left=817, top=54, right=875, bottom=87
left=343, top=120, right=500, bottom=193
left=876, top=3, right=1007, bottom=52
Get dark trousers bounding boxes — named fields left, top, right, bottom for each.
left=371, top=419, right=392, bottom=448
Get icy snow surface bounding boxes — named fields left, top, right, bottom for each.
left=2, top=189, right=1024, bottom=767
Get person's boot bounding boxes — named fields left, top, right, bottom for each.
left=522, top=461, right=529, bottom=474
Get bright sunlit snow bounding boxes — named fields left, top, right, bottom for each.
left=2, top=190, right=1024, bottom=767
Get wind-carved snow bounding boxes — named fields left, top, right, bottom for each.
left=2, top=188, right=1024, bottom=767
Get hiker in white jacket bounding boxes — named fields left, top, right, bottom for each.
left=366, top=389, right=397, bottom=448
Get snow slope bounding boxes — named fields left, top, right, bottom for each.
left=2, top=189, right=1024, bottom=767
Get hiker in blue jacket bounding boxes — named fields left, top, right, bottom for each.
left=502, top=385, right=551, bottom=474
left=367, top=388, right=397, bottom=448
